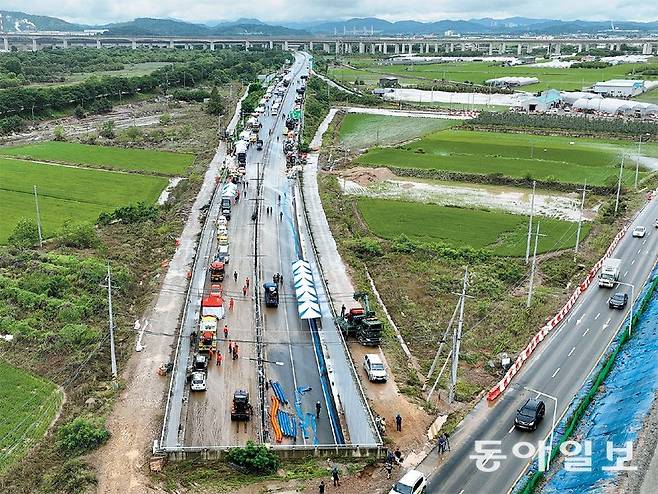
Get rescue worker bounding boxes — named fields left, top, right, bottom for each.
left=315, top=401, right=321, bottom=419
left=223, top=324, right=229, bottom=339
left=229, top=297, right=234, bottom=310
left=216, top=351, right=222, bottom=366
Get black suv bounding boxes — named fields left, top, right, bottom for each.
left=609, top=292, right=628, bottom=310
left=514, top=398, right=545, bottom=431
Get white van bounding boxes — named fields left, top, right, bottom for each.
left=389, top=470, right=427, bottom=494
left=363, top=354, right=387, bottom=383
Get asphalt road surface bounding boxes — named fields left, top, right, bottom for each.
left=421, top=200, right=658, bottom=493
left=183, top=53, right=334, bottom=446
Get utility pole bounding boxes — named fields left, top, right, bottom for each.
left=574, top=181, right=586, bottom=260
left=33, top=185, right=43, bottom=248
left=449, top=267, right=469, bottom=404
left=635, top=142, right=640, bottom=191
left=106, top=263, right=118, bottom=379
left=615, top=156, right=624, bottom=215
left=525, top=181, right=536, bottom=264
left=527, top=224, right=546, bottom=308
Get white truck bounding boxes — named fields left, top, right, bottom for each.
left=599, top=258, right=622, bottom=288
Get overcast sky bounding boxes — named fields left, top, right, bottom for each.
left=3, top=0, right=658, bottom=24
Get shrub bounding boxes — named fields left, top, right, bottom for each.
left=226, top=440, right=279, bottom=474
left=345, top=236, right=383, bottom=258
left=57, top=417, right=110, bottom=455
left=41, top=459, right=97, bottom=494
left=56, top=222, right=99, bottom=249
left=159, top=113, right=172, bottom=125
left=8, top=218, right=40, bottom=248
left=59, top=324, right=100, bottom=348
left=53, top=125, right=66, bottom=141
left=74, top=105, right=86, bottom=119
left=98, top=120, right=116, bottom=139
left=98, top=202, right=159, bottom=225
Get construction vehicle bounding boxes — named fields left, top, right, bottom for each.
left=336, top=292, right=383, bottom=346
left=198, top=315, right=218, bottom=352
left=209, top=260, right=225, bottom=282
left=231, top=389, right=254, bottom=421
left=599, top=258, right=622, bottom=288
left=263, top=282, right=279, bottom=307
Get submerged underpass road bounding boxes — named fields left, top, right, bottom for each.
left=421, top=199, right=658, bottom=493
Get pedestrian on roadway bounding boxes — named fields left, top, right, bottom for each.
left=319, top=480, right=325, bottom=494
left=233, top=343, right=239, bottom=360
left=190, top=331, right=197, bottom=345
left=444, top=432, right=451, bottom=452
left=234, top=270, right=238, bottom=282
left=246, top=277, right=250, bottom=288
left=395, top=413, right=402, bottom=432
left=279, top=211, right=283, bottom=221
left=315, top=401, right=321, bottom=419
left=216, top=351, right=222, bottom=366
left=229, top=297, right=234, bottom=311
left=223, top=324, right=229, bottom=339
left=438, top=434, right=447, bottom=454
left=394, top=446, right=403, bottom=464
left=331, top=466, right=340, bottom=487
left=242, top=285, right=248, bottom=297
left=228, top=341, right=233, bottom=354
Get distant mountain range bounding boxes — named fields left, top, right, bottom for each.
left=1, top=10, right=658, bottom=36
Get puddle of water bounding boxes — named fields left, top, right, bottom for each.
left=341, top=177, right=593, bottom=222
left=158, top=177, right=183, bottom=205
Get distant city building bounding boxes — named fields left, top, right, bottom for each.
left=379, top=76, right=399, bottom=88
left=591, top=79, right=645, bottom=98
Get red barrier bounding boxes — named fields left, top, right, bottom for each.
left=487, top=225, right=629, bottom=402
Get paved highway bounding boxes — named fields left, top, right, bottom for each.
left=422, top=199, right=658, bottom=493
left=181, top=52, right=334, bottom=446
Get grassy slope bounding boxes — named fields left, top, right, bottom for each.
left=0, top=142, right=194, bottom=176
left=0, top=361, right=61, bottom=473
left=331, top=60, right=658, bottom=92
left=0, top=158, right=168, bottom=242
left=356, top=197, right=589, bottom=257
left=357, top=129, right=647, bottom=186
left=338, top=113, right=457, bottom=149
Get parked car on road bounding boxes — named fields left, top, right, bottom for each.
left=389, top=469, right=427, bottom=494
left=609, top=292, right=629, bottom=309
left=190, top=371, right=207, bottom=392
left=363, top=353, right=388, bottom=383
left=514, top=398, right=545, bottom=431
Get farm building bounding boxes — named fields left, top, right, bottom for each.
left=572, top=97, right=658, bottom=117
left=591, top=80, right=645, bottom=98
left=516, top=89, right=562, bottom=112
left=561, top=91, right=603, bottom=106
left=379, top=76, right=399, bottom=88
left=485, top=76, right=539, bottom=88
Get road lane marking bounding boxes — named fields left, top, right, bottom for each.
left=508, top=425, right=515, bottom=434
left=552, top=367, right=561, bottom=378
left=568, top=346, right=576, bottom=357
left=582, top=328, right=590, bottom=337
left=576, top=316, right=583, bottom=325
left=603, top=318, right=611, bottom=330
left=595, top=313, right=600, bottom=320
left=643, top=239, right=647, bottom=245
left=632, top=259, right=636, bottom=265
left=638, top=248, right=642, bottom=254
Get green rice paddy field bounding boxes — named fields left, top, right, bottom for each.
left=357, top=197, right=589, bottom=257
left=0, top=361, right=61, bottom=473
left=338, top=113, right=458, bottom=149
left=0, top=141, right=194, bottom=176
left=330, top=59, right=658, bottom=92
left=357, top=129, right=654, bottom=186
left=0, top=142, right=186, bottom=243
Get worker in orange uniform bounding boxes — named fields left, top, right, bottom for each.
left=216, top=351, right=222, bottom=366
left=229, top=297, right=234, bottom=310
left=223, top=324, right=229, bottom=339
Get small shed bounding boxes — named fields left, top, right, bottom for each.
left=379, top=76, right=399, bottom=88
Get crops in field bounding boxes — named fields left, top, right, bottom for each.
left=357, top=129, right=645, bottom=186
left=0, top=156, right=168, bottom=243
left=338, top=113, right=458, bottom=149
left=356, top=197, right=589, bottom=257
left=0, top=361, right=61, bottom=472
left=0, top=141, right=194, bottom=176
left=330, top=60, right=658, bottom=92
